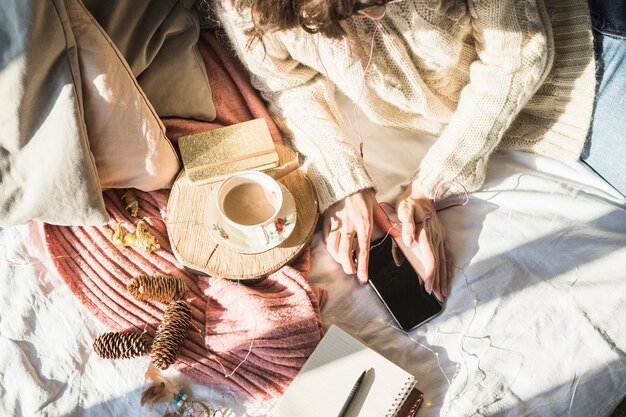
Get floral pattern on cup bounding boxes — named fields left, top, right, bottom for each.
left=274, top=217, right=288, bottom=233
left=267, top=216, right=292, bottom=242
left=212, top=224, right=229, bottom=240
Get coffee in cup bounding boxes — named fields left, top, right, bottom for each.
left=215, top=171, right=283, bottom=245
left=221, top=181, right=276, bottom=226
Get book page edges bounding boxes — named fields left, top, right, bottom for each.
left=185, top=149, right=278, bottom=174
left=187, top=153, right=279, bottom=184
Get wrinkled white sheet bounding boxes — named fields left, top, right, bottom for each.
left=1, top=107, right=626, bottom=416
left=314, top=114, right=626, bottom=417
left=0, top=224, right=270, bottom=416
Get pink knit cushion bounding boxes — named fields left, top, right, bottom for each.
left=43, top=189, right=325, bottom=400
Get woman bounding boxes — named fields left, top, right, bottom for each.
left=214, top=0, right=596, bottom=301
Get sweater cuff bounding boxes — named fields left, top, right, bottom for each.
left=305, top=163, right=376, bottom=213
left=412, top=163, right=484, bottom=201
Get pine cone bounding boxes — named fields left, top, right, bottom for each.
left=93, top=331, right=150, bottom=359
left=128, top=274, right=188, bottom=303
left=150, top=301, right=191, bottom=370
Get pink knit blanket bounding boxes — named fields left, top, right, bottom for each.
left=43, top=189, right=326, bottom=401
left=42, top=30, right=326, bottom=400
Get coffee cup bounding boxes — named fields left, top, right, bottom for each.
left=215, top=171, right=283, bottom=246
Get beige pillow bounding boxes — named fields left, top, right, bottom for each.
left=65, top=0, right=181, bottom=190
left=0, top=0, right=108, bottom=226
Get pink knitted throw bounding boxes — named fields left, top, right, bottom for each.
left=43, top=30, right=327, bottom=400
left=43, top=189, right=326, bottom=400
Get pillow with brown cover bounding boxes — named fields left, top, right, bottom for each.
left=82, top=0, right=216, bottom=121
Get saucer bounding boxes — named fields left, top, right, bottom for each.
left=206, top=183, right=297, bottom=254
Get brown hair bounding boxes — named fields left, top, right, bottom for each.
left=233, top=0, right=360, bottom=41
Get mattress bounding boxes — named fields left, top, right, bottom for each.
left=1, top=105, right=626, bottom=416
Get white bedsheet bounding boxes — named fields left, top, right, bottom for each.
left=2, top=106, right=626, bottom=416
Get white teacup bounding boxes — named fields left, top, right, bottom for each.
left=215, top=171, right=283, bottom=246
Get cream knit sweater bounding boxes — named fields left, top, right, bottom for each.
left=217, top=0, right=595, bottom=212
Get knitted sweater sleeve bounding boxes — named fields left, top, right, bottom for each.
left=217, top=6, right=375, bottom=213
left=413, top=0, right=553, bottom=197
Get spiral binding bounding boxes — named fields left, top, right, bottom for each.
left=386, top=377, right=417, bottom=417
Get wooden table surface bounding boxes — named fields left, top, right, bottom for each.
left=166, top=145, right=319, bottom=280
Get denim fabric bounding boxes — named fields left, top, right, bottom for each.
left=588, top=0, right=626, bottom=37
left=582, top=0, right=626, bottom=196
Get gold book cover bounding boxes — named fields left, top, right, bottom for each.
left=178, top=118, right=279, bottom=184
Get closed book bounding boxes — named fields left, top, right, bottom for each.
left=178, top=118, right=279, bottom=184
left=271, top=325, right=422, bottom=417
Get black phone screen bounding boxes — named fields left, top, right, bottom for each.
left=367, top=236, right=443, bottom=331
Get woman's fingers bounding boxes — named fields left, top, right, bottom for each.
left=395, top=186, right=451, bottom=301
left=438, top=238, right=446, bottom=299
left=356, top=200, right=374, bottom=283
left=428, top=226, right=442, bottom=302
left=390, top=238, right=405, bottom=267
left=356, top=233, right=371, bottom=284
left=397, top=200, right=415, bottom=246
left=324, top=221, right=341, bottom=264
left=444, top=240, right=453, bottom=295
left=443, top=239, right=454, bottom=282
left=426, top=220, right=447, bottom=302
left=434, top=221, right=448, bottom=300
left=323, top=208, right=345, bottom=265
left=438, top=242, right=448, bottom=299
left=415, top=225, right=436, bottom=294
left=322, top=212, right=330, bottom=244
left=338, top=231, right=357, bottom=275
left=322, top=190, right=376, bottom=282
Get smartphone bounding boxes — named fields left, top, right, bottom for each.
left=367, top=235, right=444, bottom=331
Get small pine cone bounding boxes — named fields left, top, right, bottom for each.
left=150, top=301, right=191, bottom=370
left=93, top=331, right=150, bottom=360
left=128, top=274, right=188, bottom=303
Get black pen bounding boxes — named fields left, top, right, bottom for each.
left=337, top=369, right=368, bottom=417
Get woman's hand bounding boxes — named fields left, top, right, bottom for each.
left=396, top=182, right=449, bottom=301
left=323, top=189, right=396, bottom=284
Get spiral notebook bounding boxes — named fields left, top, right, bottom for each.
left=271, top=325, right=418, bottom=417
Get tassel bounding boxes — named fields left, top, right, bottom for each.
left=128, top=274, right=188, bottom=303
left=140, top=365, right=182, bottom=407
left=150, top=301, right=191, bottom=370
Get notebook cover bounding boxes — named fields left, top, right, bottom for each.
left=178, top=118, right=278, bottom=184
left=395, top=387, right=424, bottom=417
left=270, top=325, right=417, bottom=417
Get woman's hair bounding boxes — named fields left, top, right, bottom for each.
left=234, top=0, right=385, bottom=41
